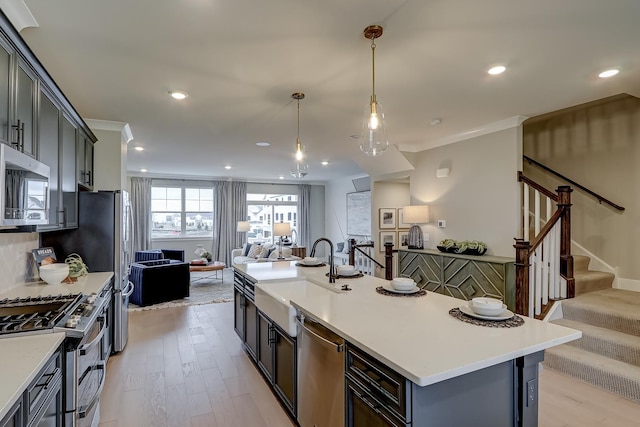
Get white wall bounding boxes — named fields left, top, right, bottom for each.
left=408, top=127, right=521, bottom=257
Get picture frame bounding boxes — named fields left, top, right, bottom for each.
left=379, top=208, right=396, bottom=229
left=397, top=208, right=411, bottom=229
left=398, top=231, right=409, bottom=249
left=379, top=231, right=396, bottom=252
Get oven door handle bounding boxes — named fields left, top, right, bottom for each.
left=77, top=362, right=106, bottom=419
left=122, top=280, right=135, bottom=298
left=79, top=317, right=106, bottom=356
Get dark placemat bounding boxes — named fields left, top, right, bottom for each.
left=326, top=272, right=364, bottom=279
left=295, top=262, right=326, bottom=267
left=375, top=286, right=427, bottom=297
left=449, top=307, right=524, bottom=328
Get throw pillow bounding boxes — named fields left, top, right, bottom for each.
left=259, top=244, right=274, bottom=259
left=336, top=242, right=345, bottom=252
left=248, top=244, right=263, bottom=258
left=242, top=243, right=252, bottom=257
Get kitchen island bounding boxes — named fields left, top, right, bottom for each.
left=233, top=261, right=581, bottom=426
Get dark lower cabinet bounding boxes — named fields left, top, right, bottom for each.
left=256, top=311, right=296, bottom=417
left=233, top=285, right=244, bottom=341
left=245, top=297, right=258, bottom=359
left=0, top=400, right=21, bottom=427
left=346, top=378, right=408, bottom=427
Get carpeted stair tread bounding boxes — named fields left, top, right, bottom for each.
left=562, top=288, right=640, bottom=336
left=551, top=318, right=640, bottom=367
left=573, top=255, right=591, bottom=272
left=544, top=344, right=640, bottom=403
left=574, top=270, right=615, bottom=295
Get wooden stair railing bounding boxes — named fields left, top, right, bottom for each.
left=515, top=176, right=575, bottom=318
left=348, top=238, right=395, bottom=280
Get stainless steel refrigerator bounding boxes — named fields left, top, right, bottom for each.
left=41, top=190, right=134, bottom=352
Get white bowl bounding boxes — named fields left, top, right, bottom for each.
left=39, top=263, right=70, bottom=284
left=468, top=300, right=507, bottom=317
left=303, top=257, right=319, bottom=265
left=337, top=265, right=356, bottom=275
left=471, top=297, right=504, bottom=310
left=391, top=277, right=415, bottom=291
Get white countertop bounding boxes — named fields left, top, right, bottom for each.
left=241, top=262, right=581, bottom=387
left=0, top=272, right=114, bottom=299
left=0, top=333, right=65, bottom=420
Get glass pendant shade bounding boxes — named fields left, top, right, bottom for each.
left=290, top=160, right=309, bottom=178
left=290, top=92, right=309, bottom=178
left=359, top=99, right=389, bottom=156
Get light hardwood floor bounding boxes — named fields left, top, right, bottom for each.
left=99, top=302, right=640, bottom=427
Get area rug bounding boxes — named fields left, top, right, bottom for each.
left=128, top=268, right=234, bottom=311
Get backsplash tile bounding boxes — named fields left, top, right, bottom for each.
left=0, top=232, right=39, bottom=293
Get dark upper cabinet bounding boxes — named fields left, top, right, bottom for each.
left=61, top=114, right=77, bottom=227
left=37, top=89, right=60, bottom=229
left=0, top=35, right=11, bottom=145
left=77, top=130, right=94, bottom=190
left=14, top=57, right=37, bottom=157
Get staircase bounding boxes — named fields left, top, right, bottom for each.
left=544, top=288, right=640, bottom=403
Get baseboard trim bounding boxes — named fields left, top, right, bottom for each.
left=543, top=300, right=564, bottom=322
left=614, top=278, right=640, bottom=293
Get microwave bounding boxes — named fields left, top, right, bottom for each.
left=0, top=144, right=50, bottom=226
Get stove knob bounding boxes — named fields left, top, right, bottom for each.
left=65, top=319, right=78, bottom=328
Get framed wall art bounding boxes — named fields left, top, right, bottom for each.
left=379, top=231, right=396, bottom=252
left=398, top=231, right=409, bottom=249
left=346, top=191, right=371, bottom=236
left=379, top=208, right=396, bottom=229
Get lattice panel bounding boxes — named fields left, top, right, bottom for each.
left=399, top=251, right=440, bottom=292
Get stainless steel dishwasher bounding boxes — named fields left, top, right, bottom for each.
left=297, top=314, right=345, bottom=427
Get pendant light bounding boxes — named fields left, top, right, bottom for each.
left=290, top=92, right=309, bottom=178
left=359, top=25, right=389, bottom=156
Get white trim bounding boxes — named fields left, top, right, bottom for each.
left=571, top=241, right=617, bottom=287
left=615, top=278, right=640, bottom=293
left=0, top=0, right=38, bottom=32
left=400, top=115, right=528, bottom=153
left=85, top=119, right=134, bottom=143
left=543, top=300, right=564, bottom=322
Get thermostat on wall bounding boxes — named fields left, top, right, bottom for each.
left=437, top=220, right=446, bottom=228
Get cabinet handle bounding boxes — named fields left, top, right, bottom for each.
left=268, top=325, right=276, bottom=346
left=10, top=120, right=21, bottom=150
left=86, top=170, right=92, bottom=185
left=19, top=120, right=24, bottom=151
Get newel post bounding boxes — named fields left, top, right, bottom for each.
left=384, top=243, right=394, bottom=280
left=514, top=238, right=531, bottom=316
left=557, top=186, right=575, bottom=299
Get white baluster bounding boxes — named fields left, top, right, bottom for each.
left=524, top=184, right=530, bottom=241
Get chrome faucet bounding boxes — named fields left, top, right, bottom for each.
left=310, top=237, right=335, bottom=283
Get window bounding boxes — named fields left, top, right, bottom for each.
left=152, top=186, right=213, bottom=238
left=246, top=193, right=298, bottom=244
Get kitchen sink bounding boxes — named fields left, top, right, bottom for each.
left=254, top=278, right=347, bottom=337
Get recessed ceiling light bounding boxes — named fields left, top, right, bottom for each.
left=169, top=90, right=188, bottom=100
left=225, top=165, right=232, bottom=170
left=140, top=168, right=147, bottom=173
left=321, top=161, right=329, bottom=166
left=256, top=141, right=271, bottom=147
left=430, top=118, right=442, bottom=126
left=134, top=146, right=144, bottom=151
left=279, top=176, right=284, bottom=180
left=349, top=135, right=360, bottom=140
left=488, top=65, right=506, bottom=75
left=598, top=69, right=619, bottom=78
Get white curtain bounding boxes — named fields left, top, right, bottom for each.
left=212, top=181, right=246, bottom=266
left=298, top=184, right=311, bottom=247
left=130, top=177, right=152, bottom=253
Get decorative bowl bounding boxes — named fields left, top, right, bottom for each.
left=469, top=297, right=506, bottom=316
left=39, top=263, right=70, bottom=284
left=336, top=265, right=356, bottom=275
left=391, top=277, right=415, bottom=291
left=303, top=257, right=320, bottom=265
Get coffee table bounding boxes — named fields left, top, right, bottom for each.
left=189, top=261, right=226, bottom=282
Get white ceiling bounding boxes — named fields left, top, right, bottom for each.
left=15, top=0, right=640, bottom=183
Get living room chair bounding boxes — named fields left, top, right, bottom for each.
left=134, top=249, right=185, bottom=262
left=129, top=258, right=190, bottom=306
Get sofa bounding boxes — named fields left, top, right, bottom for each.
left=232, top=242, right=301, bottom=264
left=129, top=258, right=190, bottom=306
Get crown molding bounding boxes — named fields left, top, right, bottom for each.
left=85, top=119, right=134, bottom=143
left=0, top=0, right=38, bottom=32
left=400, top=115, right=528, bottom=153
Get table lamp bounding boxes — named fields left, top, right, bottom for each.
left=403, top=205, right=429, bottom=249
left=273, top=222, right=291, bottom=259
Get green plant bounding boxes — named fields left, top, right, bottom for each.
left=454, top=240, right=487, bottom=254
left=439, top=239, right=458, bottom=249
left=65, top=253, right=88, bottom=277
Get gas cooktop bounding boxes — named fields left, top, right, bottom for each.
left=0, top=294, right=82, bottom=336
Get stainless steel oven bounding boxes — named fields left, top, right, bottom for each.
left=62, top=295, right=109, bottom=427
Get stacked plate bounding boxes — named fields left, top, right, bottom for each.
left=302, top=257, right=322, bottom=266
left=336, top=265, right=358, bottom=276
left=460, top=297, right=513, bottom=321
